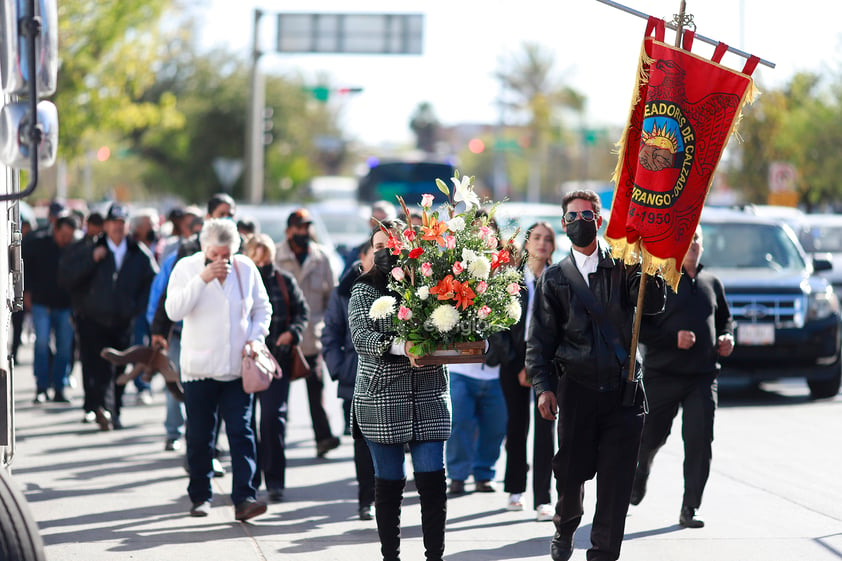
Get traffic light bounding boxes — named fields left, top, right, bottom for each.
left=305, top=86, right=363, bottom=102
left=0, top=0, right=59, bottom=169
left=262, top=107, right=274, bottom=145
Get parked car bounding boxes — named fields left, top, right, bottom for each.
left=235, top=203, right=344, bottom=282
left=308, top=200, right=371, bottom=267
left=700, top=207, right=841, bottom=399
left=790, top=214, right=842, bottom=301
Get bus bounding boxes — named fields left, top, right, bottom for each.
left=0, top=0, right=60, bottom=558
left=357, top=160, right=455, bottom=207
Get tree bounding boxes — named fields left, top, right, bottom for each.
left=409, top=102, right=440, bottom=153
left=55, top=0, right=183, bottom=162
left=727, top=71, right=842, bottom=207
left=494, top=43, right=585, bottom=201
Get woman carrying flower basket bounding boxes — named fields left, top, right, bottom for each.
left=348, top=220, right=449, bottom=561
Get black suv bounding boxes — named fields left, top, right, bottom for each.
left=700, top=208, right=842, bottom=399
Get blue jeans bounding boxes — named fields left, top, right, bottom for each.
left=31, top=305, right=74, bottom=393
left=183, top=378, right=257, bottom=505
left=365, top=439, right=444, bottom=481
left=164, top=333, right=184, bottom=440
left=131, top=314, right=151, bottom=392
left=446, top=372, right=508, bottom=482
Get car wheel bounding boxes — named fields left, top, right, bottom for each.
left=0, top=468, right=46, bottom=561
left=807, top=364, right=842, bottom=400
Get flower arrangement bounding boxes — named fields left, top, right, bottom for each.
left=369, top=172, right=523, bottom=358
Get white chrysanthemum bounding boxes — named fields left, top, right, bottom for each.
left=430, top=304, right=460, bottom=333
left=461, top=248, right=477, bottom=263
left=417, top=286, right=430, bottom=300
left=506, top=299, right=522, bottom=322
left=448, top=216, right=466, bottom=232
left=369, top=296, right=397, bottom=320
left=467, top=256, right=491, bottom=280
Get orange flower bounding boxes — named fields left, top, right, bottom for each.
left=452, top=279, right=476, bottom=310
left=421, top=216, right=449, bottom=246
left=429, top=274, right=457, bottom=300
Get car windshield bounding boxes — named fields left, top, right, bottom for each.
left=800, top=224, right=842, bottom=253
left=701, top=222, right=806, bottom=271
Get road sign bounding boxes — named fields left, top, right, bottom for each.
left=769, top=161, right=797, bottom=193
left=275, top=13, right=423, bottom=54
left=213, top=157, right=244, bottom=192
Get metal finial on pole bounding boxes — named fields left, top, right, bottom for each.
left=671, top=0, right=695, bottom=47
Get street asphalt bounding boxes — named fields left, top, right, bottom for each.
left=7, top=339, right=842, bottom=560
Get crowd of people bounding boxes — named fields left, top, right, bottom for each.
left=16, top=189, right=734, bottom=560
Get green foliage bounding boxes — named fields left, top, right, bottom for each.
left=728, top=71, right=842, bottom=207
left=55, top=0, right=181, bottom=161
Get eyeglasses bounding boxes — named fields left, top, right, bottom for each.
left=563, top=210, right=597, bottom=224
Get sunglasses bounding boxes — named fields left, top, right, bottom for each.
left=563, top=210, right=597, bottom=224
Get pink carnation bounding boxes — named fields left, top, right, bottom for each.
left=506, top=282, right=520, bottom=295
left=391, top=267, right=405, bottom=281
left=445, top=235, right=456, bottom=250
left=475, top=281, right=488, bottom=294
left=420, top=194, right=435, bottom=208
left=452, top=261, right=465, bottom=275
left=477, top=305, right=491, bottom=319
left=478, top=226, right=492, bottom=239
left=421, top=262, right=433, bottom=277
left=398, top=306, right=413, bottom=320
left=486, top=236, right=499, bottom=249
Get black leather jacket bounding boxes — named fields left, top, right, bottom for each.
left=526, top=245, right=666, bottom=394
left=58, top=234, right=158, bottom=328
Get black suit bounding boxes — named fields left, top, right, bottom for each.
left=527, top=246, right=665, bottom=560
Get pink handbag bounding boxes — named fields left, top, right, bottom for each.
left=232, top=260, right=282, bottom=393
left=242, top=340, right=282, bottom=393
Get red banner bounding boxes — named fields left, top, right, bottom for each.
left=606, top=18, right=758, bottom=290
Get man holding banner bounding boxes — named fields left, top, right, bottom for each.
left=526, top=190, right=666, bottom=561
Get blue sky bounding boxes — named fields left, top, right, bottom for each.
left=197, top=0, right=842, bottom=146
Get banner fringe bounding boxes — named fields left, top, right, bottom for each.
left=612, top=43, right=654, bottom=185
left=606, top=236, right=682, bottom=292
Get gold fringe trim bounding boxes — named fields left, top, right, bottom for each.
left=606, top=235, right=682, bottom=293
left=612, top=40, right=654, bottom=185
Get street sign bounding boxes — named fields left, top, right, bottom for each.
left=769, top=161, right=797, bottom=193
left=275, top=13, right=423, bottom=54
left=213, top=157, right=244, bottom=192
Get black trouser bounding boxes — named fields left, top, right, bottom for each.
left=552, top=376, right=644, bottom=561
left=499, top=365, right=555, bottom=506
left=304, top=354, right=334, bottom=442
left=258, top=374, right=292, bottom=490
left=11, top=309, right=24, bottom=363
left=637, top=371, right=716, bottom=510
left=75, top=316, right=130, bottom=420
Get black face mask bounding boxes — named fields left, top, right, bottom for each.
left=291, top=233, right=310, bottom=248
left=374, top=248, right=397, bottom=274
left=566, top=219, right=598, bottom=248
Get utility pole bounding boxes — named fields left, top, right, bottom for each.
left=245, top=9, right=265, bottom=204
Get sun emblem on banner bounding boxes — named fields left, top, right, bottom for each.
left=639, top=121, right=680, bottom=171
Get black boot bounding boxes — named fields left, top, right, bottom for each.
left=414, top=469, right=447, bottom=561
left=630, top=447, right=657, bottom=506
left=375, top=477, right=405, bottom=561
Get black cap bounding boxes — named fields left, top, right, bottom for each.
left=105, top=203, right=129, bottom=221
left=287, top=208, right=313, bottom=227
left=48, top=200, right=65, bottom=217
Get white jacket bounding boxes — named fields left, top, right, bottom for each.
left=166, top=252, right=271, bottom=382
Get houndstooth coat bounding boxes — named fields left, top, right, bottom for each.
left=349, top=281, right=451, bottom=445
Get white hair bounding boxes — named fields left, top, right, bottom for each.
left=200, top=218, right=241, bottom=253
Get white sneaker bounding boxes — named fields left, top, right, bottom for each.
left=536, top=503, right=554, bottom=521
left=506, top=493, right=524, bottom=511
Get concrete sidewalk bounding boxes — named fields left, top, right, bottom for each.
left=8, top=338, right=842, bottom=560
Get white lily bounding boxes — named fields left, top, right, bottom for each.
left=452, top=175, right=480, bottom=211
